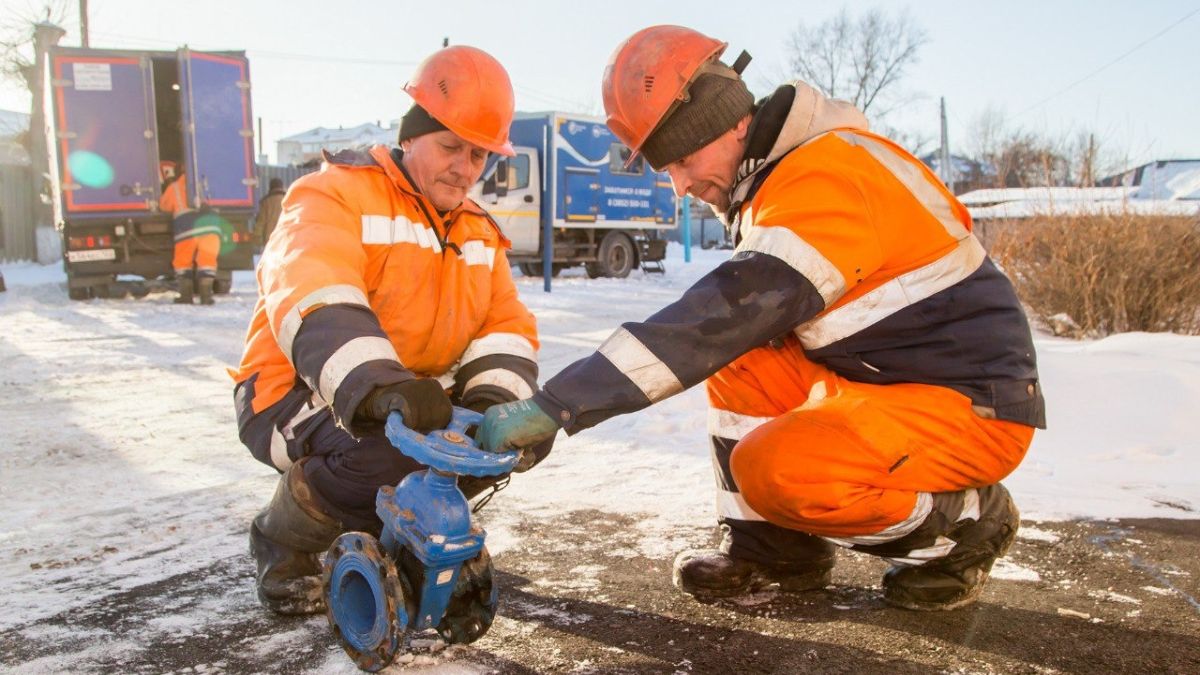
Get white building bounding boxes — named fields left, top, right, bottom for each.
left=276, top=120, right=398, bottom=166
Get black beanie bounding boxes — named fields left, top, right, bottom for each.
left=397, top=104, right=448, bottom=145
left=641, top=73, right=755, bottom=170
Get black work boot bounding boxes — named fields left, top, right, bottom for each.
left=174, top=276, right=194, bottom=304
left=881, top=484, right=1019, bottom=611
left=197, top=276, right=215, bottom=305
left=250, top=461, right=343, bottom=615
left=673, top=524, right=835, bottom=600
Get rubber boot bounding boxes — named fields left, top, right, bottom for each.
left=250, top=461, right=343, bottom=615
left=673, top=525, right=835, bottom=601
left=174, top=276, right=194, bottom=304
left=197, top=276, right=215, bottom=305
left=881, top=484, right=1019, bottom=611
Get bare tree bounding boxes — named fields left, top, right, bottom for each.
left=786, top=7, right=929, bottom=120
left=0, top=1, right=70, bottom=92
left=967, top=107, right=1128, bottom=189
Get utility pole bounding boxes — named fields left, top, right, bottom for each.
left=31, top=21, right=68, bottom=261
left=79, top=0, right=89, bottom=47
left=938, top=97, right=953, bottom=191
left=1082, top=133, right=1096, bottom=187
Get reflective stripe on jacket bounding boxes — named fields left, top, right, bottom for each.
left=232, top=145, right=539, bottom=429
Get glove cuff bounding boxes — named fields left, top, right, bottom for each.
left=531, top=390, right=572, bottom=431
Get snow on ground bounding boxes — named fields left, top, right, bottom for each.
left=1, top=242, right=1198, bottom=639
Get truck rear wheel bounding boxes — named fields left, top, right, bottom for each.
left=597, top=231, right=635, bottom=278
left=518, top=262, right=562, bottom=278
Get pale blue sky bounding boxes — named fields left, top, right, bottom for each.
left=2, top=0, right=1196, bottom=170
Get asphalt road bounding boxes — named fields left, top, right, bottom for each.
left=2, top=512, right=1197, bottom=674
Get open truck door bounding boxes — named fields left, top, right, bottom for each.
left=178, top=49, right=255, bottom=208
left=178, top=48, right=256, bottom=278
left=50, top=52, right=160, bottom=215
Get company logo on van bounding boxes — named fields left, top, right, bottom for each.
left=565, top=121, right=611, bottom=139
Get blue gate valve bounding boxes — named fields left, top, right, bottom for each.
left=323, top=407, right=520, bottom=671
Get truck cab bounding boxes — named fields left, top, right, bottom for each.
left=46, top=46, right=257, bottom=299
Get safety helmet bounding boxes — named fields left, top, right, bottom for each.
left=159, top=160, right=178, bottom=181
left=403, top=46, right=515, bottom=156
left=602, top=25, right=728, bottom=160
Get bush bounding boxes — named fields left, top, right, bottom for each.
left=988, top=213, right=1200, bottom=337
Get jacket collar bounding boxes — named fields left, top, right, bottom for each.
left=721, top=82, right=869, bottom=225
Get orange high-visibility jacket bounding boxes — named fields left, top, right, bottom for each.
left=534, top=83, right=1043, bottom=433
left=159, top=173, right=190, bottom=217
left=232, top=145, right=539, bottom=429
left=162, top=172, right=220, bottom=243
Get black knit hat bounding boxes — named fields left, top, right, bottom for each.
left=397, top=103, right=448, bottom=145
left=640, top=72, right=755, bottom=170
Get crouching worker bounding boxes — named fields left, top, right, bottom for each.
left=478, top=25, right=1045, bottom=612
left=230, top=46, right=549, bottom=615
left=160, top=161, right=219, bottom=305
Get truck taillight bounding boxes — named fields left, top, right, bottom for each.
left=68, top=235, right=114, bottom=250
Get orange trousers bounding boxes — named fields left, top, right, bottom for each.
left=707, top=336, right=1033, bottom=539
left=173, top=234, right=220, bottom=277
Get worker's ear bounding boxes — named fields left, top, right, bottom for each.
left=732, top=114, right=753, bottom=142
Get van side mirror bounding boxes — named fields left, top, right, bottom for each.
left=495, top=158, right=509, bottom=198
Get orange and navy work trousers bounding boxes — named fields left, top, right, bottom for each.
left=705, top=334, right=1034, bottom=563
left=173, top=233, right=220, bottom=279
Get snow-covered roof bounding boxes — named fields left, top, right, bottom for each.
left=279, top=121, right=395, bottom=145
left=969, top=198, right=1199, bottom=220
left=957, top=186, right=1136, bottom=207
left=1130, top=160, right=1200, bottom=201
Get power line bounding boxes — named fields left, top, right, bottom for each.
left=1015, top=6, right=1200, bottom=119
left=90, top=30, right=416, bottom=66
left=84, top=30, right=586, bottom=111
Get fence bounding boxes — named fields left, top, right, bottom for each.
left=0, top=163, right=318, bottom=263
left=254, top=164, right=317, bottom=203
left=0, top=165, right=36, bottom=263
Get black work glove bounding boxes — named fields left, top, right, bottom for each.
left=356, top=378, right=452, bottom=433
left=460, top=387, right=514, bottom=414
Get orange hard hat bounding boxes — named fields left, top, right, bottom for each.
left=602, top=25, right=727, bottom=158
left=159, top=160, right=178, bottom=179
left=403, top=46, right=515, bottom=156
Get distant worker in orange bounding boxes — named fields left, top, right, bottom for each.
left=231, top=46, right=548, bottom=617
left=160, top=160, right=219, bottom=305
left=480, top=25, right=1046, bottom=611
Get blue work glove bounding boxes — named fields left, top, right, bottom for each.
left=476, top=399, right=561, bottom=455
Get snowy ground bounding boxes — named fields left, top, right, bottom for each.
left=1, top=244, right=1198, bottom=673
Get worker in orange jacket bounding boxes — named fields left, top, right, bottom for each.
left=232, top=46, right=545, bottom=615
left=160, top=161, right=219, bottom=305
left=479, top=26, right=1045, bottom=611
